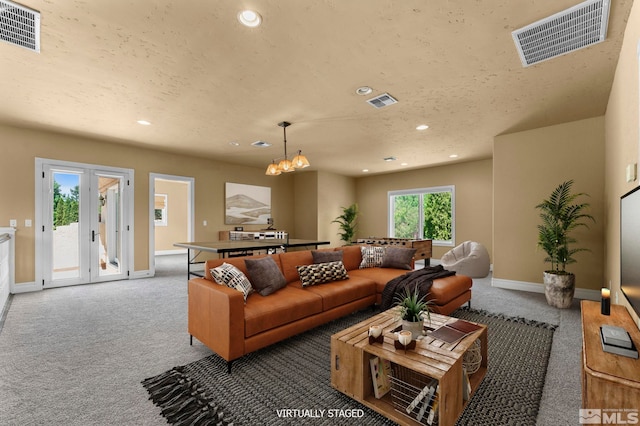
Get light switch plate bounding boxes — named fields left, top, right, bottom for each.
left=626, top=163, right=637, bottom=183
left=9, top=219, right=17, bottom=227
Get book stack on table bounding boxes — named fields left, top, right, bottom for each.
left=600, top=325, right=639, bottom=359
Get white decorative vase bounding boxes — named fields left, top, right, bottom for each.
left=401, top=320, right=423, bottom=340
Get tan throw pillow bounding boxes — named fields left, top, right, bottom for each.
left=210, top=262, right=253, bottom=301
left=381, top=247, right=416, bottom=270
left=297, top=261, right=349, bottom=287
left=359, top=246, right=385, bottom=268
left=244, top=256, right=287, bottom=296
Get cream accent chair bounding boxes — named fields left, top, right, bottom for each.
left=441, top=241, right=490, bottom=278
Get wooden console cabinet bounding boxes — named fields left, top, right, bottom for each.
left=581, top=300, right=640, bottom=409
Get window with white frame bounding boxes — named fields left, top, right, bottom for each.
left=154, top=194, right=168, bottom=226
left=388, top=185, right=455, bottom=246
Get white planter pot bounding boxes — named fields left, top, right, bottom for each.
left=401, top=320, right=423, bottom=340
left=544, top=272, right=575, bottom=309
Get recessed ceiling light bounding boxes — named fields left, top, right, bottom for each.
left=355, top=86, right=373, bottom=96
left=449, top=154, right=459, bottom=158
left=383, top=156, right=397, bottom=162
left=401, top=162, right=408, bottom=166
left=251, top=140, right=271, bottom=148
left=362, top=169, right=369, bottom=173
left=238, top=10, right=262, bottom=27
left=137, top=120, right=151, bottom=126
left=229, top=141, right=240, bottom=146
left=416, top=124, right=429, bottom=131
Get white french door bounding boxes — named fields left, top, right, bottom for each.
left=37, top=159, right=133, bottom=288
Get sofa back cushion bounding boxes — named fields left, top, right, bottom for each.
left=279, top=250, right=314, bottom=283
left=311, top=249, right=343, bottom=264
left=339, top=245, right=363, bottom=271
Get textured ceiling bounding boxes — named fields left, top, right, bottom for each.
left=0, top=0, right=633, bottom=176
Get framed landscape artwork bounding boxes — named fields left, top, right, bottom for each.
left=225, top=182, right=271, bottom=225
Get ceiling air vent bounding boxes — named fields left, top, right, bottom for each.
left=0, top=0, right=40, bottom=52
left=251, top=141, right=272, bottom=148
left=512, top=0, right=610, bottom=67
left=366, top=93, right=398, bottom=109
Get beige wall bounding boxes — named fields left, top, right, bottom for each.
left=354, top=159, right=493, bottom=260
left=318, top=171, right=356, bottom=247
left=604, top=0, right=640, bottom=324
left=292, top=171, right=318, bottom=240
left=0, top=124, right=295, bottom=284
left=154, top=180, right=188, bottom=252
left=291, top=171, right=357, bottom=247
left=493, top=117, right=605, bottom=291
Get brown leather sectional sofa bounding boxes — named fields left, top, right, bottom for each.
left=187, top=245, right=472, bottom=371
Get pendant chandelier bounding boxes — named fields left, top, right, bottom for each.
left=265, top=121, right=310, bottom=176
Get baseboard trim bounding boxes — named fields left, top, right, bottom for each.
left=155, top=249, right=186, bottom=256
left=575, top=288, right=600, bottom=301
left=492, top=278, right=544, bottom=293
left=491, top=278, right=600, bottom=301
left=131, top=270, right=152, bottom=279
left=0, top=293, right=11, bottom=330
left=11, top=281, right=40, bottom=294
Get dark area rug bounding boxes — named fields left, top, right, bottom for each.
left=142, top=308, right=556, bottom=425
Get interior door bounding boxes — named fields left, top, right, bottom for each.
left=40, top=161, right=131, bottom=288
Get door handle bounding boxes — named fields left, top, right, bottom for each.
left=92, top=230, right=96, bottom=242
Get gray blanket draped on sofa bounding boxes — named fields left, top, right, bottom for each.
left=380, top=265, right=456, bottom=310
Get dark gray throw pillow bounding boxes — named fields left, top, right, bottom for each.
left=244, top=257, right=287, bottom=296
left=311, top=250, right=343, bottom=264
left=381, top=247, right=416, bottom=270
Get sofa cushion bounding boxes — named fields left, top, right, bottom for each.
left=279, top=250, right=314, bottom=283
left=245, top=257, right=287, bottom=296
left=339, top=245, right=363, bottom=271
left=295, top=275, right=376, bottom=311
left=429, top=275, right=473, bottom=305
left=349, top=267, right=411, bottom=289
left=297, top=260, right=349, bottom=287
left=359, top=246, right=385, bottom=268
left=381, top=247, right=416, bottom=270
left=312, top=250, right=343, bottom=264
left=244, top=286, right=323, bottom=337
left=210, top=262, right=253, bottom=301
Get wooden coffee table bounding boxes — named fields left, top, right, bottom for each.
left=331, top=308, right=487, bottom=426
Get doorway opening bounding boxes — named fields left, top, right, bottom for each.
left=149, top=174, right=194, bottom=276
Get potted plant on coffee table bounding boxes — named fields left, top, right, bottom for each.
left=536, top=180, right=595, bottom=308
left=395, top=285, right=432, bottom=339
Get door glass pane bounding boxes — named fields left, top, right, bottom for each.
left=392, top=194, right=420, bottom=239
left=97, top=175, right=122, bottom=277
left=52, top=172, right=80, bottom=280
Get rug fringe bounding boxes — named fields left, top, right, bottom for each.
left=457, top=307, right=559, bottom=331
left=142, top=367, right=233, bottom=425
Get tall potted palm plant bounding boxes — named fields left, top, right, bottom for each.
left=332, top=203, right=358, bottom=245
left=536, top=180, right=595, bottom=308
